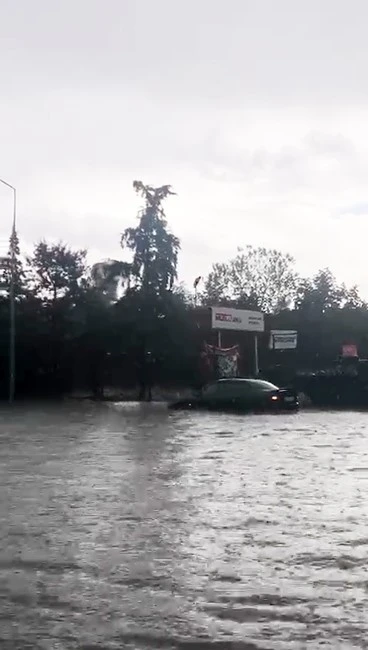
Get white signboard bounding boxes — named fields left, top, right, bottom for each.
left=269, top=330, right=297, bottom=350
left=211, top=307, right=264, bottom=332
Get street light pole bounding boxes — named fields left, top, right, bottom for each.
left=0, top=178, right=16, bottom=403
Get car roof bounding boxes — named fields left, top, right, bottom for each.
left=215, top=378, right=278, bottom=387
left=216, top=378, right=263, bottom=383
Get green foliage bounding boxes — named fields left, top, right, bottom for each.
left=0, top=228, right=27, bottom=298
left=0, top=181, right=187, bottom=398
left=91, top=181, right=180, bottom=303
left=122, top=181, right=180, bottom=294
left=203, top=246, right=298, bottom=313
left=28, top=241, right=87, bottom=302
left=1, top=180, right=368, bottom=399
left=295, top=268, right=367, bottom=314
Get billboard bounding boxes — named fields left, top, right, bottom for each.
left=269, top=330, right=297, bottom=350
left=211, top=307, right=264, bottom=332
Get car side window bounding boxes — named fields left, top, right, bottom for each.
left=230, top=383, right=251, bottom=398
left=202, top=383, right=219, bottom=397
left=242, top=381, right=261, bottom=395
left=203, top=382, right=248, bottom=399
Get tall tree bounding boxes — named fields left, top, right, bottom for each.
left=0, top=229, right=27, bottom=298
left=122, top=180, right=180, bottom=294
left=203, top=246, right=298, bottom=313
left=296, top=268, right=350, bottom=314
left=24, top=241, right=89, bottom=394
left=91, top=182, right=179, bottom=301
left=115, top=181, right=180, bottom=399
left=341, top=284, right=366, bottom=310
left=28, top=241, right=87, bottom=302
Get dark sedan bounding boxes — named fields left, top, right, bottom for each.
left=168, top=378, right=299, bottom=413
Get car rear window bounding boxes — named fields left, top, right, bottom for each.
left=245, top=380, right=278, bottom=390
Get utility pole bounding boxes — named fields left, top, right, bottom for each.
left=0, top=178, right=17, bottom=403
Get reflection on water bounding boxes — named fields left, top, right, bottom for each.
left=1, top=402, right=368, bottom=648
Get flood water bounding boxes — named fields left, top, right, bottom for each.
left=1, top=402, right=368, bottom=649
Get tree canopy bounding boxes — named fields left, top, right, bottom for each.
left=122, top=181, right=180, bottom=294
left=203, top=246, right=298, bottom=312
left=0, top=179, right=367, bottom=399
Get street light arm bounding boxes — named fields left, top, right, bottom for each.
left=0, top=178, right=15, bottom=192
left=0, top=178, right=16, bottom=230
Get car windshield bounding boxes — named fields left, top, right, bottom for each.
left=245, top=380, right=278, bottom=390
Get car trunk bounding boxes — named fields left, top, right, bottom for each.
left=268, top=387, right=298, bottom=407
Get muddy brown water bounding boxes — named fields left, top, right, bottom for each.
left=1, top=402, right=368, bottom=649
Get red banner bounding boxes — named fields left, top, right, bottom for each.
left=342, top=344, right=358, bottom=358
left=202, top=343, right=240, bottom=379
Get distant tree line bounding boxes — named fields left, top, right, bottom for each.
left=1, top=180, right=368, bottom=399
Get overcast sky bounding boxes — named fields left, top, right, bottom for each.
left=1, top=0, right=368, bottom=291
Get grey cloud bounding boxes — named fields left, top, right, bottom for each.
left=304, top=132, right=356, bottom=157
left=196, top=130, right=357, bottom=187
left=2, top=0, right=368, bottom=293
left=1, top=0, right=368, bottom=105
left=18, top=207, right=126, bottom=266
left=336, top=202, right=368, bottom=217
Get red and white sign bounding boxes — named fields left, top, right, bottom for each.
left=211, top=307, right=264, bottom=332
left=341, top=344, right=358, bottom=358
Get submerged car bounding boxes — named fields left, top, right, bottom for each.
left=169, top=378, right=299, bottom=413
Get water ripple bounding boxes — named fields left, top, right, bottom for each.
left=1, top=405, right=368, bottom=648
